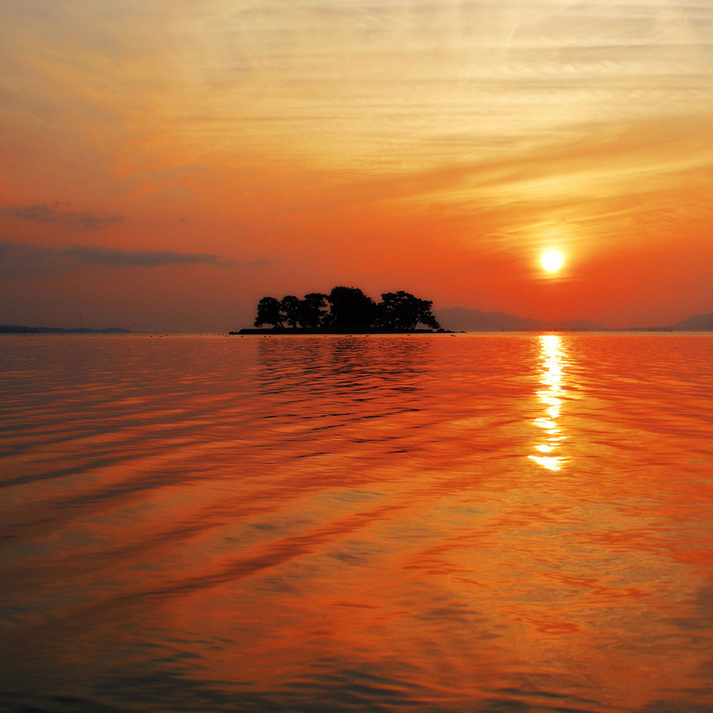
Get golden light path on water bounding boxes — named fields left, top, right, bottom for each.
left=530, top=334, right=567, bottom=472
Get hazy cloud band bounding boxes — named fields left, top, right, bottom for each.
left=7, top=203, right=124, bottom=230
left=0, top=241, right=240, bottom=276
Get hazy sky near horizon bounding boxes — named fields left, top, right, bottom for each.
left=2, top=0, right=713, bottom=330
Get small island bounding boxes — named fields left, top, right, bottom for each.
left=233, top=286, right=444, bottom=334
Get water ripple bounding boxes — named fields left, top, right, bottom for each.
left=1, top=334, right=712, bottom=712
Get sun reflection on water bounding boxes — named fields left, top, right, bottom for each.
left=530, top=334, right=568, bottom=471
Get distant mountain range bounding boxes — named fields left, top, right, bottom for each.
left=668, top=312, right=713, bottom=331
left=3, top=311, right=713, bottom=335
left=435, top=307, right=713, bottom=332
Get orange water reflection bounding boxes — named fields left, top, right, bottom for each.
left=2, top=334, right=713, bottom=712
left=530, top=334, right=568, bottom=471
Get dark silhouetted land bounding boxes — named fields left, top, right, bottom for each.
left=239, top=287, right=444, bottom=334
left=668, top=312, right=713, bottom=331
left=434, top=307, right=713, bottom=332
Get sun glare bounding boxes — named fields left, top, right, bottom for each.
left=540, top=249, right=565, bottom=273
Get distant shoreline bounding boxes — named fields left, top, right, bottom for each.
left=0, top=325, right=131, bottom=335
left=230, top=327, right=683, bottom=335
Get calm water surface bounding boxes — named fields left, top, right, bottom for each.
left=1, top=333, right=712, bottom=713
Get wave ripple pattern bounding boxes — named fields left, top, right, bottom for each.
left=1, top=333, right=713, bottom=713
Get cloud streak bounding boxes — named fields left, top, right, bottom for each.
left=7, top=203, right=124, bottom=230
left=0, top=241, right=246, bottom=276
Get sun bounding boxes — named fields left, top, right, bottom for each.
left=540, top=249, right=565, bottom=273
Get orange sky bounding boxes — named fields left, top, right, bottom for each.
left=2, top=0, right=713, bottom=331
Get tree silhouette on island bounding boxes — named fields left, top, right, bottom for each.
left=239, top=286, right=442, bottom=333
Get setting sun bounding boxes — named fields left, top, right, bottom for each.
left=540, top=249, right=566, bottom=273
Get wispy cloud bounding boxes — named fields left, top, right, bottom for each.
left=7, top=203, right=124, bottom=230
left=0, top=241, right=252, bottom=276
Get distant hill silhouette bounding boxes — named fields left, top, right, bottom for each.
left=669, top=312, right=713, bottom=331
left=436, top=307, right=713, bottom=332
left=435, top=307, right=606, bottom=332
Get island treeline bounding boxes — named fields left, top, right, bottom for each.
left=248, top=286, right=442, bottom=333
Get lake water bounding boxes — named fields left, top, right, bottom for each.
left=1, top=333, right=713, bottom=713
